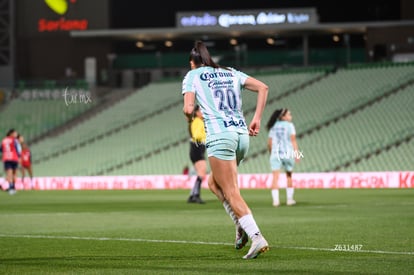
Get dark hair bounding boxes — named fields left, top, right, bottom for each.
left=189, top=40, right=229, bottom=70
left=6, top=128, right=16, bottom=137
left=266, top=108, right=289, bottom=131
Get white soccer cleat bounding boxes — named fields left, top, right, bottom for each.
left=242, top=235, right=269, bottom=259
left=273, top=201, right=280, bottom=207
left=287, top=199, right=296, bottom=206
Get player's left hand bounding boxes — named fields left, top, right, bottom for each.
left=248, top=120, right=260, bottom=136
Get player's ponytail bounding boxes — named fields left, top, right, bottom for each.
left=190, top=40, right=224, bottom=69
left=266, top=108, right=288, bottom=131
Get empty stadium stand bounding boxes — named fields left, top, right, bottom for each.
left=1, top=62, right=413, bottom=177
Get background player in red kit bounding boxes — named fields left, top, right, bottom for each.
left=20, top=141, right=34, bottom=189
left=1, top=129, right=21, bottom=194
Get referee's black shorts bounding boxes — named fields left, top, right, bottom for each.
left=190, top=141, right=206, bottom=164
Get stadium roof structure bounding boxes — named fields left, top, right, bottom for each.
left=70, top=20, right=414, bottom=41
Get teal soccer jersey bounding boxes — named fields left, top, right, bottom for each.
left=268, top=121, right=296, bottom=159
left=182, top=67, right=249, bottom=136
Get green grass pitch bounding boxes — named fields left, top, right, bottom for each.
left=0, top=188, right=413, bottom=274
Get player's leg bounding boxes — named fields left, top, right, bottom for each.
left=21, top=165, right=25, bottom=182
left=4, top=162, right=17, bottom=194
left=21, top=166, right=26, bottom=188
left=270, top=154, right=282, bottom=206
left=191, top=158, right=207, bottom=203
left=236, top=133, right=269, bottom=258
left=209, top=156, right=249, bottom=216
left=209, top=156, right=269, bottom=259
left=284, top=159, right=296, bottom=205
left=4, top=166, right=13, bottom=191
left=8, top=165, right=17, bottom=194
left=188, top=143, right=205, bottom=203
left=271, top=170, right=281, bottom=206
left=207, top=172, right=224, bottom=201
left=208, top=172, right=248, bottom=249
left=286, top=171, right=296, bottom=205
left=28, top=166, right=34, bottom=189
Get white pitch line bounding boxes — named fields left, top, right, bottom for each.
left=0, top=234, right=413, bottom=256
left=0, top=234, right=231, bottom=246
left=277, top=246, right=414, bottom=255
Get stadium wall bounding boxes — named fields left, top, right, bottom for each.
left=1, top=171, right=413, bottom=191
left=15, top=0, right=110, bottom=81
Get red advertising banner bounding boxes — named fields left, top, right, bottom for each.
left=1, top=172, right=413, bottom=191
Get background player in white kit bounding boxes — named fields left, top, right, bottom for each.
left=266, top=108, right=301, bottom=207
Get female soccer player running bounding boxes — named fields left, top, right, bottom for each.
left=182, top=40, right=269, bottom=259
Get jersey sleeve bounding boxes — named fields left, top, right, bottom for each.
left=182, top=71, right=196, bottom=95
left=15, top=140, right=21, bottom=157
left=268, top=126, right=275, bottom=139
left=289, top=123, right=296, bottom=136
left=232, top=68, right=249, bottom=86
